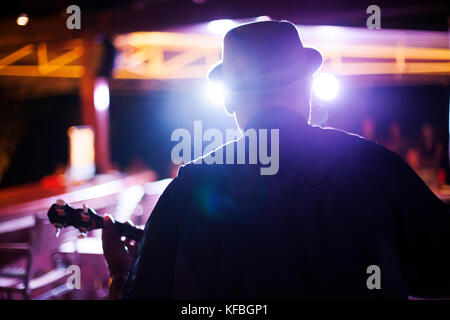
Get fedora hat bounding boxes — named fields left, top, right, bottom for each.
left=208, top=20, right=323, bottom=94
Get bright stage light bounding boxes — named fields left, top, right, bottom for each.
left=205, top=81, right=227, bottom=106
left=16, top=14, right=29, bottom=26
left=313, top=73, right=340, bottom=101
left=94, top=78, right=110, bottom=111
left=207, top=19, right=237, bottom=35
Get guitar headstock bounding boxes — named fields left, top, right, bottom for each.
left=47, top=199, right=104, bottom=238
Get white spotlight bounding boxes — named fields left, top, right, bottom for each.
left=17, top=14, right=29, bottom=26
left=205, top=81, right=227, bottom=106
left=207, top=19, right=237, bottom=35
left=94, top=78, right=110, bottom=111
left=313, top=73, right=340, bottom=101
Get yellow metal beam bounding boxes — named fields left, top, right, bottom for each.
left=0, top=45, right=34, bottom=71
left=0, top=66, right=84, bottom=77
left=0, top=32, right=448, bottom=79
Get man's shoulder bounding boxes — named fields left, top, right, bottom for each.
left=177, top=139, right=241, bottom=179
left=310, top=127, right=378, bottom=152
left=309, top=125, right=401, bottom=169
left=175, top=125, right=402, bottom=182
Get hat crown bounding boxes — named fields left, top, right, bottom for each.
left=224, top=20, right=303, bottom=48
left=208, top=20, right=323, bottom=93
left=222, top=21, right=304, bottom=79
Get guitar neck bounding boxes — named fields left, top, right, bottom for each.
left=47, top=201, right=145, bottom=242
left=96, top=217, right=144, bottom=241
left=112, top=221, right=144, bottom=242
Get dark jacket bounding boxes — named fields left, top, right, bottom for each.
left=122, top=107, right=450, bottom=300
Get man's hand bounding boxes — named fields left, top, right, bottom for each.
left=102, top=214, right=137, bottom=298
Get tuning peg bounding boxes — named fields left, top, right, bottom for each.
left=54, top=223, right=63, bottom=238
left=80, top=204, right=91, bottom=223
left=56, top=199, right=66, bottom=207
left=77, top=227, right=87, bottom=239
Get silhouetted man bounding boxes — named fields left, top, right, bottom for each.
left=102, top=21, right=450, bottom=299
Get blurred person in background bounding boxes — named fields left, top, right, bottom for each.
left=406, top=148, right=421, bottom=174
left=418, top=123, right=443, bottom=169
left=385, top=121, right=407, bottom=158
left=407, top=123, right=445, bottom=190
left=361, top=115, right=377, bottom=142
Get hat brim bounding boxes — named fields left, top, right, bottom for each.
left=208, top=47, right=323, bottom=91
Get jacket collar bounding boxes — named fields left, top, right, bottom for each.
left=244, top=106, right=335, bottom=189
left=244, top=107, right=309, bottom=132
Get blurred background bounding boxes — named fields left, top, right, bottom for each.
left=0, top=0, right=448, bottom=299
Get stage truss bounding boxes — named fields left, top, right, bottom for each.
left=0, top=27, right=448, bottom=81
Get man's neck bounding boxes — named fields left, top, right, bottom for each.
left=240, top=104, right=309, bottom=129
